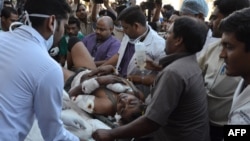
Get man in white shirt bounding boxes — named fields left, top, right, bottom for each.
left=100, top=6, right=165, bottom=96
left=219, top=7, right=250, bottom=125
left=0, top=0, right=79, bottom=140
left=197, top=0, right=249, bottom=140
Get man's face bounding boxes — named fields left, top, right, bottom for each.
left=66, top=23, right=79, bottom=37
left=76, top=5, right=87, bottom=21
left=117, top=93, right=142, bottom=123
left=220, top=32, right=250, bottom=76
left=54, top=19, right=68, bottom=46
left=166, top=14, right=179, bottom=31
left=2, top=13, right=18, bottom=31
left=210, top=6, right=224, bottom=38
left=95, top=19, right=112, bottom=41
left=165, top=24, right=176, bottom=55
left=121, top=21, right=137, bottom=39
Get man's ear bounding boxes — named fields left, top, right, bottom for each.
left=110, top=26, right=114, bottom=32
left=48, top=15, right=56, bottom=32
left=174, top=36, right=183, bottom=46
left=133, top=22, right=140, bottom=30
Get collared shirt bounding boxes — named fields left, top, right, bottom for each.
left=0, top=25, right=79, bottom=141
left=82, top=33, right=121, bottom=61
left=145, top=53, right=209, bottom=141
left=229, top=80, right=250, bottom=124
left=197, top=39, right=241, bottom=126
left=116, top=25, right=166, bottom=76
left=118, top=42, right=135, bottom=77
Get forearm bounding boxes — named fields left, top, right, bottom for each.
left=91, top=3, right=99, bottom=22
left=128, top=74, right=155, bottom=86
left=101, top=54, right=118, bottom=66
left=95, top=60, right=106, bottom=67
left=110, top=116, right=159, bottom=139
left=152, top=8, right=161, bottom=22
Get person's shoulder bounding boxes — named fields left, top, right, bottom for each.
left=109, top=35, right=121, bottom=43
left=84, top=33, right=96, bottom=39
left=147, top=29, right=165, bottom=43
left=199, top=39, right=221, bottom=60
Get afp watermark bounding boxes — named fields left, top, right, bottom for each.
left=224, top=125, right=250, bottom=141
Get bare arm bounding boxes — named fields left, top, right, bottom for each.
left=95, top=60, right=107, bottom=67
left=91, top=3, right=99, bottom=23
left=62, top=67, right=75, bottom=83
left=103, top=0, right=117, bottom=17
left=68, top=41, right=97, bottom=70
left=151, top=1, right=162, bottom=22
left=127, top=74, right=156, bottom=86
left=92, top=116, right=160, bottom=140
left=101, top=53, right=119, bottom=66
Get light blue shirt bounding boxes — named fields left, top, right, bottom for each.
left=0, top=25, right=79, bottom=141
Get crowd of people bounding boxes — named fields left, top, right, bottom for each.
left=1, top=0, right=250, bottom=141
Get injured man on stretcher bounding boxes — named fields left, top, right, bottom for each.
left=26, top=37, right=146, bottom=141
left=63, top=67, right=145, bottom=125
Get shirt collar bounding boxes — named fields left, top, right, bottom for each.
left=159, top=52, right=193, bottom=67
left=18, top=25, right=48, bottom=49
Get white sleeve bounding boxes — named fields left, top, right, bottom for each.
left=34, top=66, right=79, bottom=141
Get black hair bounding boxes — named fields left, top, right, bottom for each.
left=173, top=16, right=208, bottom=54
left=172, top=10, right=180, bottom=16
left=163, top=4, right=174, bottom=11
left=117, top=5, right=146, bottom=26
left=162, top=4, right=175, bottom=19
left=120, top=103, right=147, bottom=125
left=1, top=7, right=18, bottom=18
left=99, top=10, right=116, bottom=22
left=68, top=16, right=81, bottom=29
left=219, top=7, right=250, bottom=52
left=214, top=0, right=250, bottom=17
left=24, top=0, right=71, bottom=28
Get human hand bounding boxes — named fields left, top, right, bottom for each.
left=103, top=0, right=109, bottom=7
left=96, top=75, right=124, bottom=85
left=155, top=0, right=162, bottom=8
left=127, top=74, right=155, bottom=87
left=68, top=85, right=82, bottom=99
left=49, top=46, right=59, bottom=56
left=92, top=129, right=114, bottom=141
left=88, top=65, right=116, bottom=77
left=145, top=57, right=162, bottom=71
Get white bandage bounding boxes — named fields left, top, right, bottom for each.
left=71, top=69, right=91, bottom=89
left=73, top=95, right=95, bottom=114
left=114, top=112, right=121, bottom=123
left=81, top=78, right=100, bottom=94
left=106, top=83, right=131, bottom=93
